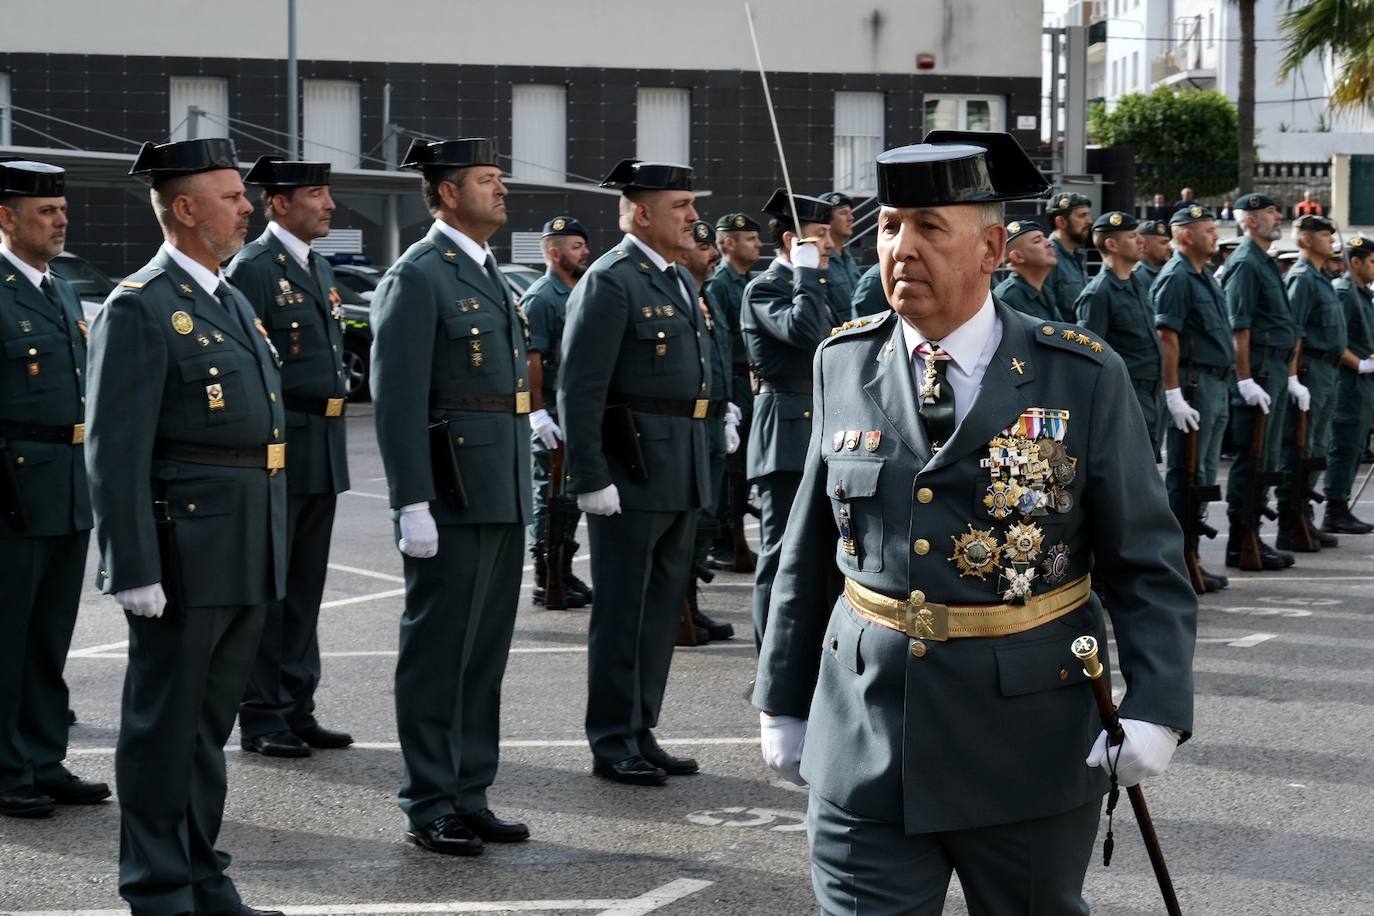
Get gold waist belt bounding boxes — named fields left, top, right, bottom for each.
left=843, top=575, right=1092, bottom=641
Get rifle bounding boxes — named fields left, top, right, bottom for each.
left=0, top=439, right=30, bottom=531
left=153, top=484, right=187, bottom=625
left=1180, top=377, right=1220, bottom=594
left=1283, top=408, right=1321, bottom=552
left=544, top=444, right=570, bottom=611
left=1234, top=401, right=1282, bottom=571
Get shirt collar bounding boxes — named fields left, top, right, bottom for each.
left=160, top=241, right=225, bottom=297
left=0, top=244, right=51, bottom=292
left=901, top=291, right=997, bottom=372
left=266, top=221, right=313, bottom=269
left=624, top=233, right=671, bottom=272
left=543, top=269, right=570, bottom=295
left=433, top=219, right=493, bottom=269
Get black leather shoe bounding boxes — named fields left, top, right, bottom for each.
left=564, top=571, right=594, bottom=604
left=292, top=723, right=354, bottom=749
left=642, top=747, right=700, bottom=776
left=1200, top=568, right=1229, bottom=592
left=1324, top=502, right=1374, bottom=534
left=0, top=785, right=54, bottom=818
left=209, top=905, right=285, bottom=916
left=406, top=813, right=484, bottom=856
left=1260, top=540, right=1296, bottom=567
left=67, top=708, right=77, bottom=725
left=241, top=731, right=311, bottom=758
left=592, top=755, right=668, bottom=786
left=36, top=774, right=110, bottom=805
left=692, top=607, right=734, bottom=641
left=459, top=808, right=530, bottom=842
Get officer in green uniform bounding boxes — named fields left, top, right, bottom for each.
left=850, top=261, right=889, bottom=317
left=371, top=138, right=533, bottom=855
left=680, top=219, right=736, bottom=642
left=1278, top=214, right=1346, bottom=551
left=1075, top=211, right=1166, bottom=457
left=1215, top=192, right=1297, bottom=571
left=558, top=158, right=711, bottom=786
left=229, top=157, right=353, bottom=757
left=704, top=211, right=761, bottom=572
left=87, top=138, right=286, bottom=916
left=755, top=131, right=1196, bottom=915
left=1323, top=234, right=1374, bottom=533
left=522, top=215, right=593, bottom=608
left=741, top=189, right=837, bottom=648
left=1134, top=218, right=1171, bottom=286
left=0, top=160, right=108, bottom=819
left=993, top=218, right=1057, bottom=321
left=820, top=191, right=861, bottom=322
left=1044, top=191, right=1093, bottom=323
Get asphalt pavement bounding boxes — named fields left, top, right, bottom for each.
left=2, top=406, right=1373, bottom=915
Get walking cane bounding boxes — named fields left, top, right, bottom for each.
left=1352, top=458, right=1374, bottom=508
left=1072, top=636, right=1184, bottom=916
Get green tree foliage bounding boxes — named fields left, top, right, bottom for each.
left=1089, top=88, right=1239, bottom=198
left=1279, top=0, right=1374, bottom=114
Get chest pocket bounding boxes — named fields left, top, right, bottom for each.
left=444, top=311, right=503, bottom=376
left=266, top=308, right=320, bottom=361
left=635, top=319, right=683, bottom=374
left=826, top=456, right=884, bottom=573
left=4, top=332, right=66, bottom=395
left=178, top=353, right=245, bottom=426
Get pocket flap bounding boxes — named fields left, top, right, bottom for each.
left=994, top=636, right=1090, bottom=697
left=824, top=606, right=864, bottom=674
left=826, top=457, right=882, bottom=499
left=267, top=309, right=320, bottom=331
left=166, top=477, right=237, bottom=519
left=5, top=334, right=59, bottom=358
left=444, top=313, right=499, bottom=340
left=634, top=320, right=681, bottom=341
left=634, top=412, right=673, bottom=441
left=778, top=396, right=813, bottom=420
left=177, top=354, right=240, bottom=382
left=449, top=416, right=498, bottom=448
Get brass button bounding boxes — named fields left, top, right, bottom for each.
left=27, top=347, right=37, bottom=356
left=187, top=503, right=197, bottom=513
left=834, top=485, right=845, bottom=498
left=910, top=641, right=927, bottom=658
left=910, top=589, right=925, bottom=605
left=1042, top=326, right=1054, bottom=336
left=516, top=378, right=526, bottom=388
left=290, top=321, right=300, bottom=329
left=272, top=427, right=279, bottom=438
left=1059, top=667, right=1069, bottom=682
left=803, top=410, right=812, bottom=418
left=470, top=327, right=480, bottom=335
left=269, top=392, right=277, bottom=402
left=913, top=538, right=930, bottom=556
left=208, top=367, right=219, bottom=377
left=15, top=456, right=24, bottom=465
left=830, top=637, right=838, bottom=650
left=657, top=331, right=666, bottom=339
left=457, top=436, right=465, bottom=445
left=916, top=487, right=933, bottom=504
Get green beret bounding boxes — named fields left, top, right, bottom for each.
left=1137, top=219, right=1170, bottom=239
left=1294, top=213, right=1336, bottom=233
left=691, top=219, right=713, bottom=244
left=1091, top=211, right=1137, bottom=233
left=1347, top=234, right=1374, bottom=258
left=820, top=191, right=855, bottom=209
left=1234, top=192, right=1278, bottom=212
left=1046, top=191, right=1092, bottom=215
left=541, top=215, right=588, bottom=239
left=715, top=212, right=761, bottom=233
left=1005, top=218, right=1044, bottom=242
left=1170, top=205, right=1215, bottom=226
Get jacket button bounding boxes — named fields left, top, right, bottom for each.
left=1042, top=326, right=1055, bottom=336
left=208, top=367, right=219, bottom=376
left=27, top=347, right=37, bottom=356
left=15, top=456, right=24, bottom=465
left=272, top=428, right=279, bottom=438
left=916, top=487, right=933, bottom=504
left=803, top=410, right=812, bottom=418
left=830, top=637, right=838, bottom=650
left=269, top=393, right=277, bottom=402
left=290, top=321, right=300, bottom=329
left=910, top=589, right=925, bottom=605
left=657, top=331, right=667, bottom=339
left=471, top=327, right=480, bottom=335
left=457, top=436, right=465, bottom=445
left=187, top=503, right=197, bottom=513
left=1059, top=667, right=1069, bottom=681
left=834, top=485, right=845, bottom=498
left=910, top=641, right=927, bottom=658
left=913, top=539, right=930, bottom=555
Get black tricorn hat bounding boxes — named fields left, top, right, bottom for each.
left=129, top=138, right=239, bottom=186
left=876, top=131, right=1051, bottom=208
left=541, top=215, right=588, bottom=239
left=400, top=138, right=501, bottom=172
left=599, top=159, right=694, bottom=192
left=244, top=156, right=331, bottom=188
left=0, top=159, right=65, bottom=197
left=762, top=189, right=833, bottom=225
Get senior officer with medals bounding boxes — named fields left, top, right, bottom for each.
left=229, top=156, right=353, bottom=757
left=1154, top=205, right=1233, bottom=593
left=740, top=189, right=838, bottom=647
left=371, top=138, right=532, bottom=855
left=1044, top=190, right=1093, bottom=322
left=87, top=138, right=286, bottom=916
left=558, top=158, right=711, bottom=786
left=0, top=160, right=109, bottom=819
left=1075, top=211, right=1166, bottom=457
left=1324, top=235, right=1374, bottom=533
left=1215, top=192, right=1297, bottom=571
left=993, top=218, right=1058, bottom=321
left=754, top=132, right=1196, bottom=915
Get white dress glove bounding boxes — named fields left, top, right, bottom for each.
left=114, top=583, right=167, bottom=619
left=724, top=408, right=741, bottom=455
left=790, top=239, right=821, bottom=270
left=398, top=502, right=438, bottom=558
left=1359, top=358, right=1374, bottom=374
left=726, top=402, right=742, bottom=424
left=1287, top=374, right=1311, bottom=411
left=1086, top=719, right=1179, bottom=788
left=529, top=408, right=563, bottom=449
left=1163, top=387, right=1201, bottom=432
left=1236, top=377, right=1271, bottom=414
left=577, top=484, right=622, bottom=516
left=759, top=712, right=807, bottom=786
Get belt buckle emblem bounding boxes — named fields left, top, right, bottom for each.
left=693, top=399, right=709, bottom=419
left=905, top=601, right=948, bottom=641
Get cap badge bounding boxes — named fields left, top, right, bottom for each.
left=1058, top=195, right=1070, bottom=209
left=1008, top=221, right=1021, bottom=234
left=170, top=311, right=194, bottom=335
left=734, top=215, right=746, bottom=228
left=1190, top=205, right=1203, bottom=218
left=552, top=217, right=566, bottom=231
left=1109, top=213, right=1122, bottom=226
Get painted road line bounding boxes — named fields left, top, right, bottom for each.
left=13, top=877, right=714, bottom=916
left=320, top=589, right=407, bottom=609
left=66, top=738, right=760, bottom=756
left=69, top=642, right=755, bottom=661
left=340, top=490, right=390, bottom=500
left=67, top=639, right=129, bottom=658
left=1227, top=575, right=1374, bottom=583
left=327, top=563, right=405, bottom=583
left=1195, top=633, right=1278, bottom=647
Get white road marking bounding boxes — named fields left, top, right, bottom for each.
left=340, top=489, right=390, bottom=500
left=66, top=639, right=129, bottom=658
left=1195, top=633, right=1278, bottom=647
left=70, top=641, right=753, bottom=661
left=12, top=877, right=713, bottom=916
left=320, top=589, right=408, bottom=609
left=1228, top=575, right=1374, bottom=583
left=66, top=737, right=759, bottom=757
left=327, top=563, right=405, bottom=583
left=686, top=806, right=806, bottom=832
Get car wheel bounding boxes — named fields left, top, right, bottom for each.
left=343, top=342, right=371, bottom=402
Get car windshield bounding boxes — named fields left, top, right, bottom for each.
left=51, top=255, right=116, bottom=300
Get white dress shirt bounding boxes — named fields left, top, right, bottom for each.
left=624, top=233, right=692, bottom=307
left=0, top=244, right=53, bottom=294
left=161, top=242, right=225, bottom=297
left=432, top=218, right=495, bottom=271
left=266, top=220, right=313, bottom=270
left=900, top=291, right=1002, bottom=429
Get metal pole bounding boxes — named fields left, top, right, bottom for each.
left=382, top=82, right=399, bottom=264
left=1048, top=29, right=1061, bottom=181
left=1064, top=25, right=1088, bottom=177
left=286, top=0, right=299, bottom=160
left=187, top=106, right=200, bottom=141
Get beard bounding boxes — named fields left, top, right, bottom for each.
left=195, top=220, right=246, bottom=265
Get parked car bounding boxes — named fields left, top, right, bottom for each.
left=325, top=254, right=385, bottom=302
left=49, top=250, right=117, bottom=322
left=500, top=263, right=542, bottom=300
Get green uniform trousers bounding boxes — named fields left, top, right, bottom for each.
left=1326, top=370, right=1374, bottom=503
left=528, top=422, right=583, bottom=552
left=1131, top=377, right=1167, bottom=461
left=0, top=530, right=88, bottom=792
left=585, top=508, right=694, bottom=766
left=1278, top=360, right=1339, bottom=502
left=1225, top=357, right=1291, bottom=520
left=715, top=372, right=755, bottom=534
left=239, top=491, right=336, bottom=739
left=1165, top=372, right=1230, bottom=522
left=807, top=791, right=1098, bottom=915
left=395, top=522, right=522, bottom=827
left=751, top=471, right=802, bottom=650
left=693, top=402, right=729, bottom=569
left=117, top=604, right=265, bottom=916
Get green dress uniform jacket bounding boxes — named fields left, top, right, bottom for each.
left=1076, top=267, right=1165, bottom=451
left=851, top=262, right=890, bottom=317
left=0, top=257, right=91, bottom=797
left=1279, top=258, right=1348, bottom=504
left=827, top=248, right=861, bottom=323
left=1046, top=237, right=1088, bottom=323
left=994, top=272, right=1055, bottom=322
left=523, top=269, right=573, bottom=412
left=705, top=259, right=751, bottom=379
left=370, top=223, right=532, bottom=826
left=1326, top=276, right=1374, bottom=503
left=754, top=304, right=1196, bottom=834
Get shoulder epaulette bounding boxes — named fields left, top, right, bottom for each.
left=118, top=265, right=165, bottom=290
left=238, top=241, right=274, bottom=263
left=827, top=310, right=893, bottom=340
left=1033, top=321, right=1110, bottom=361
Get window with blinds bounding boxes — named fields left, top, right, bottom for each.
left=922, top=94, right=1007, bottom=135
left=511, top=84, right=567, bottom=182
left=636, top=88, right=691, bottom=164
left=834, top=91, right=884, bottom=195
left=169, top=76, right=229, bottom=141
left=304, top=80, right=361, bottom=169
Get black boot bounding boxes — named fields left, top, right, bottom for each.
left=563, top=543, right=594, bottom=604
left=1306, top=504, right=1340, bottom=547
left=1323, top=500, right=1374, bottom=534
left=706, top=535, right=735, bottom=570
left=533, top=546, right=587, bottom=609
left=691, top=600, right=734, bottom=641
left=1276, top=505, right=1321, bottom=552
left=1225, top=523, right=1286, bottom=570
left=1199, top=566, right=1229, bottom=592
